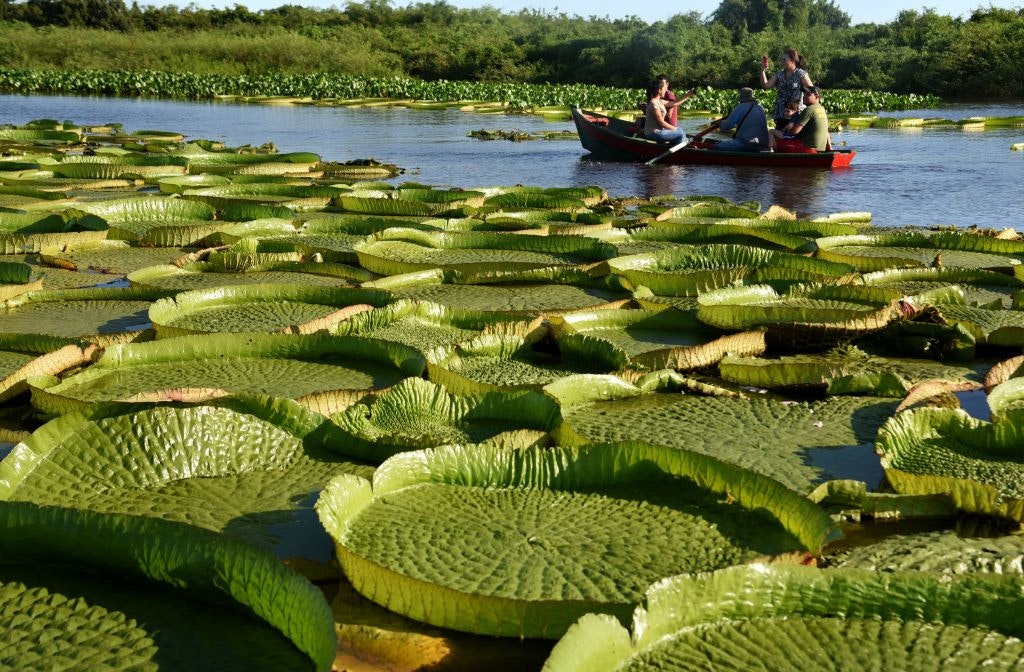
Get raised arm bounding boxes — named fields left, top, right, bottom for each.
left=666, top=87, right=698, bottom=109
left=759, top=69, right=777, bottom=89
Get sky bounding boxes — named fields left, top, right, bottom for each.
left=192, top=0, right=1019, bottom=25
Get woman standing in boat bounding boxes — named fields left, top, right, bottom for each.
left=759, top=48, right=814, bottom=129
left=644, top=79, right=685, bottom=145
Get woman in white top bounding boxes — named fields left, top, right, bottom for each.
left=644, top=79, right=685, bottom=145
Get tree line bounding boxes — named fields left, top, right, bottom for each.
left=1, top=0, right=1022, bottom=98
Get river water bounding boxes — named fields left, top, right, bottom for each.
left=3, top=94, right=1023, bottom=228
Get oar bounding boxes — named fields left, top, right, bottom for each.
left=645, top=123, right=718, bottom=165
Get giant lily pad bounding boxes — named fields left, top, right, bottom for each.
left=552, top=307, right=765, bottom=371
left=560, top=392, right=897, bottom=494
left=149, top=284, right=393, bottom=337
left=634, top=220, right=855, bottom=253
left=830, top=530, right=1024, bottom=573
left=181, top=150, right=320, bottom=176
left=0, top=396, right=373, bottom=559
left=353, top=229, right=617, bottom=275
left=1, top=287, right=171, bottom=344
left=316, top=442, right=837, bottom=638
left=933, top=302, right=1024, bottom=346
left=862, top=266, right=1023, bottom=308
left=0, top=211, right=101, bottom=235
left=607, top=244, right=853, bottom=297
left=39, top=240, right=194, bottom=276
left=183, top=183, right=343, bottom=209
left=816, top=231, right=1024, bottom=272
left=427, top=331, right=626, bottom=394
left=1, top=252, right=122, bottom=290
left=697, top=283, right=901, bottom=349
left=29, top=332, right=424, bottom=416
left=129, top=261, right=370, bottom=291
left=720, top=345, right=989, bottom=396
left=876, top=377, right=1024, bottom=522
left=1, top=229, right=109, bottom=255
left=53, top=154, right=190, bottom=179
left=329, top=376, right=575, bottom=461
left=0, top=333, right=93, bottom=403
left=542, top=564, right=1024, bottom=671
left=0, top=502, right=335, bottom=671
left=368, top=266, right=622, bottom=313
left=333, top=299, right=542, bottom=355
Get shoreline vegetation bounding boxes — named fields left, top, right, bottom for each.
left=1, top=1, right=1022, bottom=101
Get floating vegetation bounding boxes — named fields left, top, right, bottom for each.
left=4, top=118, right=1024, bottom=670
left=838, top=114, right=1024, bottom=134
left=468, top=129, right=578, bottom=141
left=0, top=68, right=939, bottom=119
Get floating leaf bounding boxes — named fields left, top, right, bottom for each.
left=543, top=564, right=1024, bottom=671
left=317, top=442, right=837, bottom=638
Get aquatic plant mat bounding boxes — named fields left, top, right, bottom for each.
left=2, top=119, right=1024, bottom=669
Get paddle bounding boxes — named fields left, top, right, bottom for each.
left=645, top=123, right=719, bottom=165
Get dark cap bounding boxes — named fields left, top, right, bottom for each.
left=802, top=85, right=821, bottom=96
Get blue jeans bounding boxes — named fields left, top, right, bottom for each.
left=712, top=139, right=765, bottom=152
left=645, top=128, right=685, bottom=145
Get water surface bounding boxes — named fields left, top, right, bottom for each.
left=3, top=94, right=1023, bottom=228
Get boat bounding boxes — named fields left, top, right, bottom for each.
left=571, top=106, right=856, bottom=168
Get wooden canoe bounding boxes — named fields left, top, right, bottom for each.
left=571, top=106, right=856, bottom=168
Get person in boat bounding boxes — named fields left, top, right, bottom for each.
left=773, top=86, right=833, bottom=152
left=709, top=87, right=769, bottom=152
left=759, top=47, right=814, bottom=129
left=768, top=98, right=802, bottom=151
left=655, top=74, right=697, bottom=128
left=644, top=79, right=685, bottom=145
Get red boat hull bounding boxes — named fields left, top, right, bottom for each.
left=571, top=106, right=855, bottom=168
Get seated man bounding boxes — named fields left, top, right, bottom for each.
left=775, top=86, right=832, bottom=152
left=710, top=87, right=770, bottom=152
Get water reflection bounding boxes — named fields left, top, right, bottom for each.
left=575, top=157, right=834, bottom=215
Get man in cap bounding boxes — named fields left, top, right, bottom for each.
left=709, top=87, right=770, bottom=152
left=775, top=85, right=832, bottom=152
